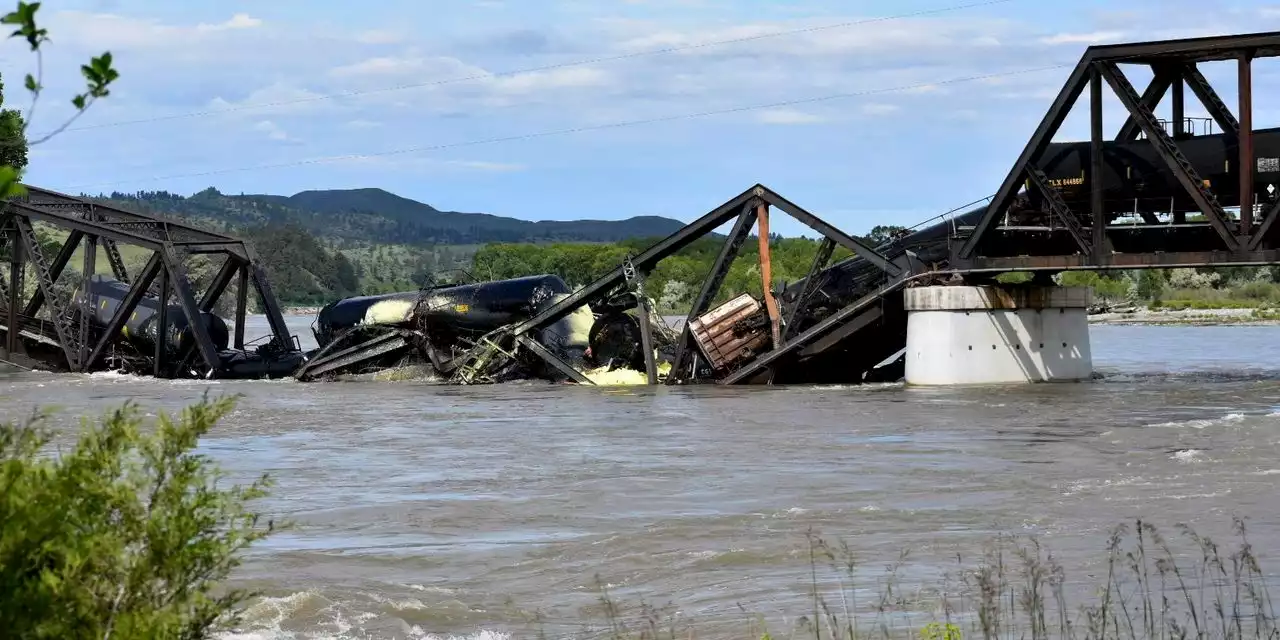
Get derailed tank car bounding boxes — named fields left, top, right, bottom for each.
left=298, top=274, right=607, bottom=381
left=77, top=274, right=232, bottom=373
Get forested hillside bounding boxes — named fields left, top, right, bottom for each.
left=80, top=187, right=689, bottom=304
left=90, top=188, right=686, bottom=245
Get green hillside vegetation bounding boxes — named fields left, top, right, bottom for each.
left=91, top=188, right=686, bottom=246
left=473, top=235, right=861, bottom=314
left=74, top=187, right=688, bottom=305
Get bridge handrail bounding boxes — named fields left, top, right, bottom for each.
left=896, top=194, right=996, bottom=239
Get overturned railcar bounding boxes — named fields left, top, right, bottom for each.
left=74, top=274, right=304, bottom=378
left=297, top=274, right=636, bottom=381
left=76, top=274, right=231, bottom=373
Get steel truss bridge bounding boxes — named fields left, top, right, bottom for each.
left=6, top=30, right=1280, bottom=385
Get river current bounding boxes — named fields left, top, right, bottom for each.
left=3, top=317, right=1280, bottom=639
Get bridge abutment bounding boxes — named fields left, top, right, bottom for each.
left=903, top=285, right=1093, bottom=386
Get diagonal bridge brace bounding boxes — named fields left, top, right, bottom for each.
left=1026, top=165, right=1092, bottom=255
left=1097, top=60, right=1239, bottom=251
left=497, top=184, right=900, bottom=385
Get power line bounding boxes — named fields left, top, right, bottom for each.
left=62, top=62, right=1072, bottom=191
left=25, top=0, right=1018, bottom=138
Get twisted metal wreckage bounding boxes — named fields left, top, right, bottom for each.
left=292, top=183, right=954, bottom=386
left=7, top=30, right=1280, bottom=385
left=0, top=181, right=960, bottom=386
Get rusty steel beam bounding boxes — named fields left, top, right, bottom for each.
left=78, top=234, right=97, bottom=368
left=14, top=215, right=81, bottom=369
left=1026, top=166, right=1091, bottom=255
left=9, top=201, right=164, bottom=251
left=719, top=275, right=919, bottom=385
left=512, top=185, right=762, bottom=337
left=199, top=256, right=241, bottom=313
left=1089, top=31, right=1280, bottom=65
left=21, top=185, right=230, bottom=244
left=234, top=265, right=248, bottom=349
left=243, top=244, right=293, bottom=350
left=5, top=224, right=19, bottom=355
left=667, top=204, right=758, bottom=383
left=1249, top=198, right=1280, bottom=251
left=954, top=249, right=1280, bottom=271
left=1183, top=63, right=1240, bottom=136
left=161, top=247, right=225, bottom=375
left=83, top=253, right=161, bottom=371
left=23, top=228, right=84, bottom=319
left=154, top=267, right=168, bottom=377
left=1171, top=71, right=1185, bottom=137
left=1240, top=52, right=1255, bottom=235
left=1098, top=61, right=1239, bottom=251
left=102, top=238, right=129, bottom=282
left=756, top=189, right=898, bottom=276
left=959, top=56, right=1093, bottom=259
left=517, top=334, right=593, bottom=385
left=782, top=237, right=836, bottom=341
left=1116, top=65, right=1174, bottom=142
left=1090, top=66, right=1107, bottom=260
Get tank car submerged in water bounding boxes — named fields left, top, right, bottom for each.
left=303, top=273, right=622, bottom=380
left=76, top=274, right=232, bottom=373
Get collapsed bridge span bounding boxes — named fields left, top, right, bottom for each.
left=10, top=30, right=1280, bottom=386
left=0, top=185, right=305, bottom=379
left=294, top=184, right=972, bottom=386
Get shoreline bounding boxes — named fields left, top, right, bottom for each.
left=280, top=305, right=1279, bottom=325
left=281, top=306, right=323, bottom=316
left=1089, top=306, right=1280, bottom=326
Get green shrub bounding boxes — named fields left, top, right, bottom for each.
left=0, top=394, right=275, bottom=639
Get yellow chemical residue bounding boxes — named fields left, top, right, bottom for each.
left=581, top=360, right=672, bottom=386
left=362, top=299, right=415, bottom=326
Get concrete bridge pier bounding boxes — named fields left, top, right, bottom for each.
left=903, top=285, right=1093, bottom=386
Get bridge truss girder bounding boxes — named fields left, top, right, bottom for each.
left=474, top=183, right=922, bottom=386
left=953, top=30, right=1280, bottom=272
left=0, top=186, right=295, bottom=378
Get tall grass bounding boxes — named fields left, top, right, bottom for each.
left=556, top=518, right=1277, bottom=640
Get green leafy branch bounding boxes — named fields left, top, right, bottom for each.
left=0, top=0, right=119, bottom=197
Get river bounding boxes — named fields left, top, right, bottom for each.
left=3, top=318, right=1280, bottom=639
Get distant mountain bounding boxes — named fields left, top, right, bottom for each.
left=88, top=187, right=689, bottom=246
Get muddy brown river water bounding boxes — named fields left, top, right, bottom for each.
left=3, top=317, right=1280, bottom=639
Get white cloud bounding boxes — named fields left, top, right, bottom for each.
left=206, top=83, right=341, bottom=116
left=253, top=120, right=289, bottom=141
left=327, top=54, right=483, bottom=80
left=1039, top=31, right=1127, bottom=45
left=345, top=119, right=382, bottom=128
left=860, top=103, right=899, bottom=116
left=489, top=67, right=611, bottom=94
left=755, top=108, right=825, bottom=125
left=197, top=13, right=262, bottom=32
left=47, top=10, right=264, bottom=49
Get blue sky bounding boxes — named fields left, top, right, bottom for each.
left=4, top=0, right=1280, bottom=237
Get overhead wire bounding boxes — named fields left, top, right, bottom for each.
left=42, top=3, right=1237, bottom=192
left=61, top=63, right=1073, bottom=190
left=23, top=0, right=1021, bottom=138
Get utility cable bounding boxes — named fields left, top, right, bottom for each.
left=23, top=0, right=1019, bottom=138
left=61, top=62, right=1072, bottom=191
left=49, top=27, right=1246, bottom=191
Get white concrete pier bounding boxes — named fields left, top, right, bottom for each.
left=903, top=285, right=1093, bottom=385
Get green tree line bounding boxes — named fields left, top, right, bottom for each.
left=471, top=235, right=863, bottom=313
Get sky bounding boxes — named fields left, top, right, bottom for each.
left=3, top=0, right=1280, bottom=238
